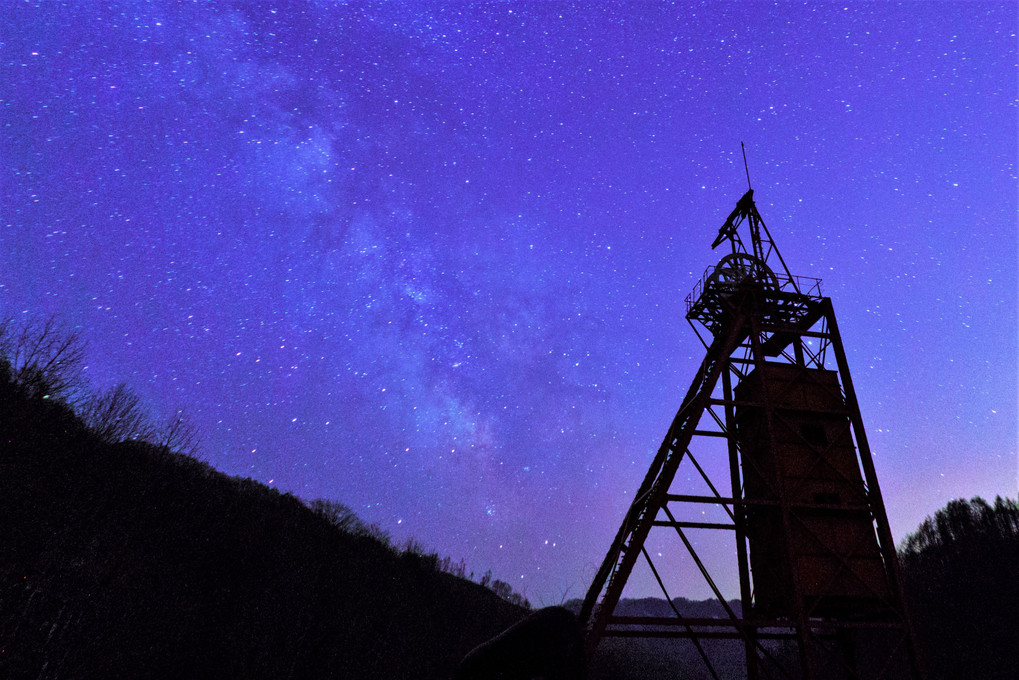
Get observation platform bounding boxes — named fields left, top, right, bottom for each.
left=684, top=258, right=823, bottom=349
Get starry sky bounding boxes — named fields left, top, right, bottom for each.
left=3, top=1, right=1016, bottom=603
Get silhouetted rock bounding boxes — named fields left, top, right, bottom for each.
left=455, top=606, right=585, bottom=680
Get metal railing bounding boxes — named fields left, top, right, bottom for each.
left=685, top=264, right=822, bottom=316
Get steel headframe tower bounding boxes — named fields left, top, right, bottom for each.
left=580, top=183, right=924, bottom=679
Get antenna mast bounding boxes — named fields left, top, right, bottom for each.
left=741, top=141, right=752, bottom=191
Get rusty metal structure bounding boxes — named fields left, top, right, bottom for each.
left=579, top=165, right=924, bottom=679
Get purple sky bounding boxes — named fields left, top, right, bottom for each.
left=3, top=1, right=1016, bottom=603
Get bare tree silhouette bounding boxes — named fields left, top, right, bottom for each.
left=82, top=382, right=156, bottom=443
left=0, top=314, right=202, bottom=459
left=0, top=316, right=85, bottom=401
left=155, top=407, right=201, bottom=459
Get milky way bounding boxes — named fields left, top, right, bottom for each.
left=3, top=1, right=1016, bottom=601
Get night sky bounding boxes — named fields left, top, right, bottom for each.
left=3, top=1, right=1016, bottom=604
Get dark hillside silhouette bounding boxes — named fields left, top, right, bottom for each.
left=898, top=495, right=1019, bottom=680
left=0, top=347, right=526, bottom=679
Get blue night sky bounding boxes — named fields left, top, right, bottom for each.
left=3, top=1, right=1016, bottom=603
